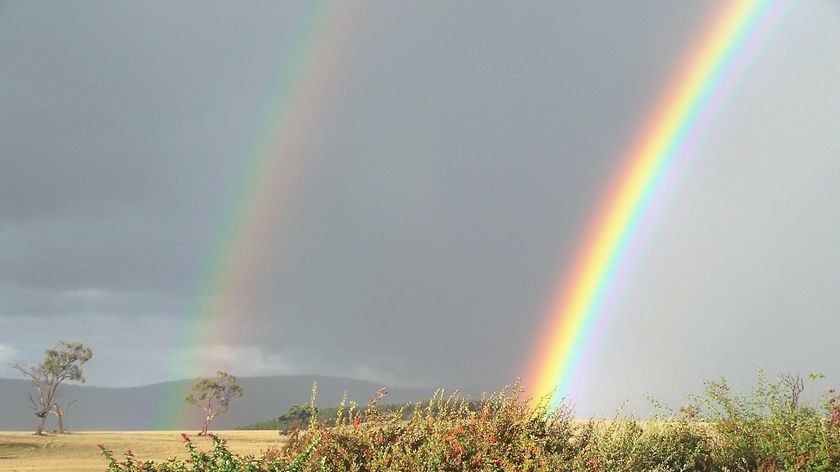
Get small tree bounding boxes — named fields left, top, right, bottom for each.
left=9, top=341, right=93, bottom=435
left=185, top=371, right=243, bottom=435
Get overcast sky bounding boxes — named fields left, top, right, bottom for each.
left=2, top=1, right=839, bottom=416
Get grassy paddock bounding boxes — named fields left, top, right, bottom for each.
left=0, top=431, right=284, bottom=472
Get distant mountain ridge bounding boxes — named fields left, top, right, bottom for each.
left=0, top=375, right=433, bottom=431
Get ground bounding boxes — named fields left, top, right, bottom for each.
left=0, top=430, right=285, bottom=472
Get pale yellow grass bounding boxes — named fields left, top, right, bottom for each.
left=0, top=430, right=286, bottom=472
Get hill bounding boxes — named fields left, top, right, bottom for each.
left=0, top=375, right=432, bottom=431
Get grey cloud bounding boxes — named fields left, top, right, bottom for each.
left=2, top=1, right=839, bottom=416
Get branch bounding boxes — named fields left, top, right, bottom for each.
left=27, top=393, right=37, bottom=411
left=28, top=393, right=49, bottom=417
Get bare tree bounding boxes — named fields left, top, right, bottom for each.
left=9, top=341, right=93, bottom=435
left=185, top=371, right=243, bottom=435
left=780, top=372, right=805, bottom=414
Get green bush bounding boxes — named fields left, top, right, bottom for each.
left=101, top=373, right=840, bottom=471
left=691, top=371, right=840, bottom=471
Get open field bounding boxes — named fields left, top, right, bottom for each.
left=0, top=431, right=285, bottom=472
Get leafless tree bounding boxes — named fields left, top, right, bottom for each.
left=780, top=372, right=805, bottom=414
left=9, top=341, right=93, bottom=435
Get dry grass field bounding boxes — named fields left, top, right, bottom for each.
left=0, top=431, right=285, bottom=472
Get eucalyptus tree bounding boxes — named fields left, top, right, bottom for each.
left=9, top=341, right=93, bottom=435
left=185, top=371, right=244, bottom=435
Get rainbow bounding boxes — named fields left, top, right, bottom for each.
left=526, top=0, right=787, bottom=407
left=155, top=1, right=357, bottom=429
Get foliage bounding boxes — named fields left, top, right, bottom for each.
left=99, top=433, right=314, bottom=472
left=688, top=370, right=840, bottom=471
left=9, top=340, right=93, bottom=435
left=185, top=371, right=244, bottom=436
left=237, top=400, right=483, bottom=432
left=103, top=372, right=840, bottom=471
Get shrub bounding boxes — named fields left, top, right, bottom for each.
left=691, top=371, right=840, bottom=471
left=100, top=372, right=840, bottom=471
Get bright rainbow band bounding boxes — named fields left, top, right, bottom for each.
left=526, top=0, right=783, bottom=407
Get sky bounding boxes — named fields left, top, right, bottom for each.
left=2, top=1, right=839, bottom=416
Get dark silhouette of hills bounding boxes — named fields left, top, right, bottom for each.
left=0, top=375, right=432, bottom=431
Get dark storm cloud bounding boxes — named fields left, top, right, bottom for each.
left=0, top=284, right=180, bottom=321
left=1, top=0, right=704, bottom=313
left=2, top=0, right=839, bottom=416
left=1, top=1, right=298, bottom=298
left=178, top=1, right=719, bottom=388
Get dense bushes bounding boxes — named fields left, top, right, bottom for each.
left=101, top=373, right=840, bottom=471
